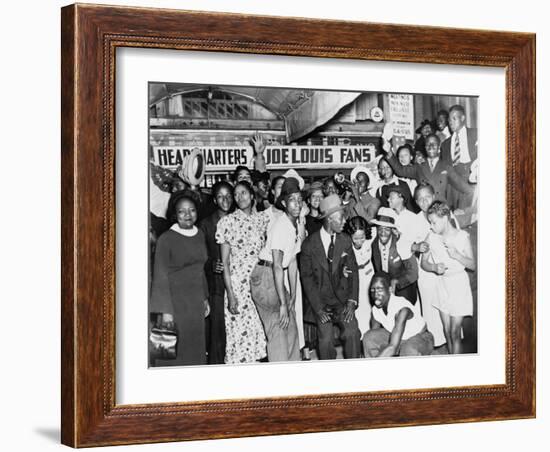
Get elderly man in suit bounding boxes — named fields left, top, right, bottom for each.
left=385, top=134, right=473, bottom=207
left=300, top=194, right=361, bottom=360
left=371, top=208, right=419, bottom=305
left=440, top=104, right=478, bottom=209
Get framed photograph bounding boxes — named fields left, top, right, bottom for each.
left=61, top=4, right=536, bottom=447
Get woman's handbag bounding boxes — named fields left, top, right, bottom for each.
left=149, top=321, right=178, bottom=360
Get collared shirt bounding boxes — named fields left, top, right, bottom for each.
left=319, top=226, right=335, bottom=258
left=372, top=294, right=426, bottom=340
left=170, top=223, right=198, bottom=237
left=450, top=126, right=472, bottom=164
left=395, top=208, right=427, bottom=259
left=258, top=213, right=300, bottom=268
left=378, top=239, right=391, bottom=273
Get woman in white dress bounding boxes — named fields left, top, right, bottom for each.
left=413, top=183, right=446, bottom=349
left=422, top=201, right=475, bottom=354
left=344, top=216, right=375, bottom=339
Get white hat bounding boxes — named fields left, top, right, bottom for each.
left=282, top=169, right=305, bottom=190
left=350, top=165, right=375, bottom=188
left=371, top=207, right=398, bottom=229
left=178, top=148, right=205, bottom=187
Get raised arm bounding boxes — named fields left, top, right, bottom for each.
left=386, top=154, right=421, bottom=182
left=249, top=132, right=267, bottom=173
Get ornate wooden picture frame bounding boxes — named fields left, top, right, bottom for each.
left=61, top=3, right=535, bottom=447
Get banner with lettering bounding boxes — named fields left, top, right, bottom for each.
left=152, top=144, right=377, bottom=172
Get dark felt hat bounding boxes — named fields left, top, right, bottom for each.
left=415, top=119, right=434, bottom=134
left=275, top=177, right=301, bottom=210
left=386, top=183, right=409, bottom=203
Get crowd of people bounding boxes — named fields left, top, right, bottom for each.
left=148, top=104, right=478, bottom=366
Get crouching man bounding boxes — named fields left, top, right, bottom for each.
left=363, top=273, right=434, bottom=357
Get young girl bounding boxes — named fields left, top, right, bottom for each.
left=345, top=216, right=375, bottom=338
left=422, top=201, right=475, bottom=354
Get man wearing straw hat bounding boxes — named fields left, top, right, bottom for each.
left=371, top=207, right=419, bottom=305
left=300, top=194, right=361, bottom=360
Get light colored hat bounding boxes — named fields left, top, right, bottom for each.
left=282, top=169, right=305, bottom=190
left=319, top=194, right=345, bottom=219
left=178, top=147, right=205, bottom=187
left=371, top=207, right=398, bottom=229
left=350, top=165, right=375, bottom=188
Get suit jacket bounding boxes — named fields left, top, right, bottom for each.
left=440, top=127, right=478, bottom=164
left=300, top=230, right=359, bottom=317
left=440, top=127, right=478, bottom=209
left=387, top=155, right=474, bottom=204
left=371, top=236, right=418, bottom=304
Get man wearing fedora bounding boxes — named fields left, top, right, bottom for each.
left=300, top=194, right=361, bottom=360
left=371, top=207, right=419, bottom=305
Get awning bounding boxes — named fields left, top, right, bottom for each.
left=150, top=83, right=362, bottom=142
left=284, top=91, right=361, bottom=142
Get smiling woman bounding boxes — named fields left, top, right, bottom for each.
left=149, top=193, right=210, bottom=366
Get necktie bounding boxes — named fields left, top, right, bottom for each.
left=382, top=244, right=389, bottom=273
left=327, top=234, right=335, bottom=272
left=452, top=133, right=461, bottom=166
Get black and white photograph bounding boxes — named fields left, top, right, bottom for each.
left=147, top=82, right=479, bottom=367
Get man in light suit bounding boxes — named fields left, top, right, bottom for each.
left=370, top=208, right=419, bottom=305
left=440, top=104, right=478, bottom=209
left=386, top=134, right=474, bottom=207
left=300, top=194, right=361, bottom=360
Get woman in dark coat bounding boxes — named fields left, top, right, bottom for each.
left=150, top=192, right=210, bottom=366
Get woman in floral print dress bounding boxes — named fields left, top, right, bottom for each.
left=216, top=181, right=269, bottom=364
